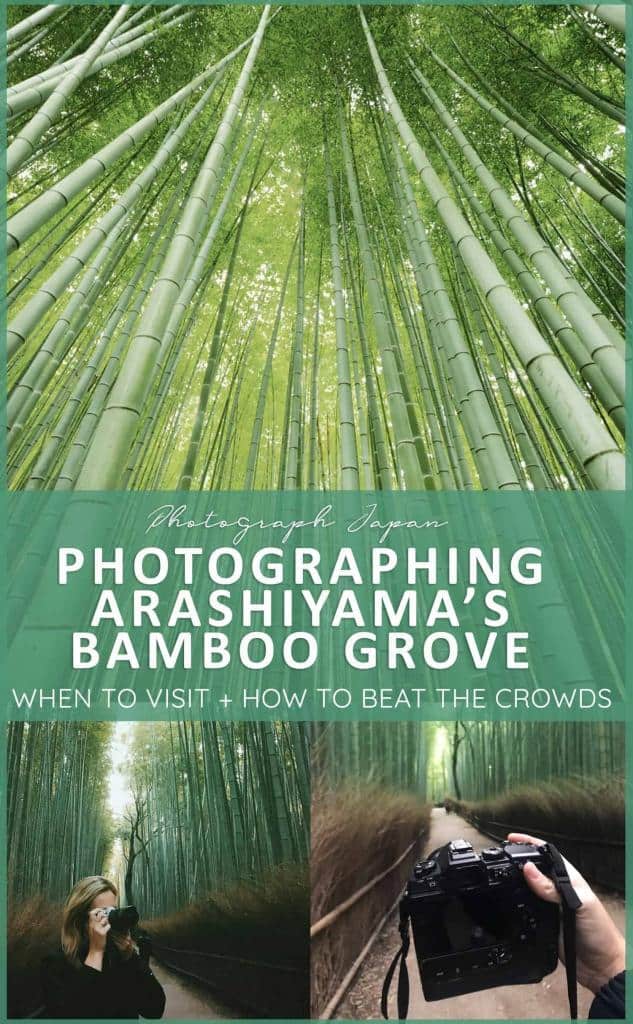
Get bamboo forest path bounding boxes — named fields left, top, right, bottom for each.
left=151, top=958, right=241, bottom=1020
left=338, top=808, right=625, bottom=1020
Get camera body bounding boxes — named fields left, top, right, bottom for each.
left=405, top=839, right=559, bottom=1001
left=104, top=905, right=139, bottom=932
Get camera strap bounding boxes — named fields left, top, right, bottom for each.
left=381, top=900, right=410, bottom=1020
left=545, top=843, right=582, bottom=1020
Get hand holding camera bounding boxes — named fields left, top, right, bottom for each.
left=509, top=831, right=625, bottom=996
left=383, top=836, right=591, bottom=1019
left=383, top=834, right=626, bottom=1020
left=86, top=905, right=140, bottom=966
left=404, top=838, right=562, bottom=1003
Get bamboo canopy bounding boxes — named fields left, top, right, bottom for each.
left=6, top=4, right=625, bottom=491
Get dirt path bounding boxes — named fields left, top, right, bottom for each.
left=151, top=958, right=240, bottom=1020
left=338, top=808, right=625, bottom=1020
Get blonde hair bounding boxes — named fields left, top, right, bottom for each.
left=61, top=876, right=134, bottom=968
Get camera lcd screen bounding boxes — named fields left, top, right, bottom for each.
left=414, top=890, right=516, bottom=958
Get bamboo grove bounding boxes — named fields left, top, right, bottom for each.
left=312, top=720, right=429, bottom=792
left=438, top=719, right=624, bottom=800
left=7, top=722, right=114, bottom=903
left=6, top=721, right=310, bottom=916
left=312, top=720, right=624, bottom=803
left=118, top=721, right=310, bottom=917
left=6, top=4, right=625, bottom=492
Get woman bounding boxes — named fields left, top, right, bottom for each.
left=41, top=876, right=166, bottom=1019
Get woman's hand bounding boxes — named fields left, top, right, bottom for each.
left=84, top=908, right=111, bottom=968
left=508, top=831, right=625, bottom=995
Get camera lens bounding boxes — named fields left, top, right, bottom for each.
left=104, top=906, right=139, bottom=931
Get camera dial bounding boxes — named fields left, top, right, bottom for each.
left=414, top=861, right=435, bottom=878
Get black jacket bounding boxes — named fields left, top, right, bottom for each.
left=589, top=972, right=625, bottom=1019
left=41, top=942, right=166, bottom=1019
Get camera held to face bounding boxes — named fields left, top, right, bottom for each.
left=405, top=839, right=560, bottom=1001
left=103, top=905, right=140, bottom=933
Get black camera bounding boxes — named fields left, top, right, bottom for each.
left=405, top=840, right=559, bottom=1001
left=104, top=905, right=139, bottom=932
